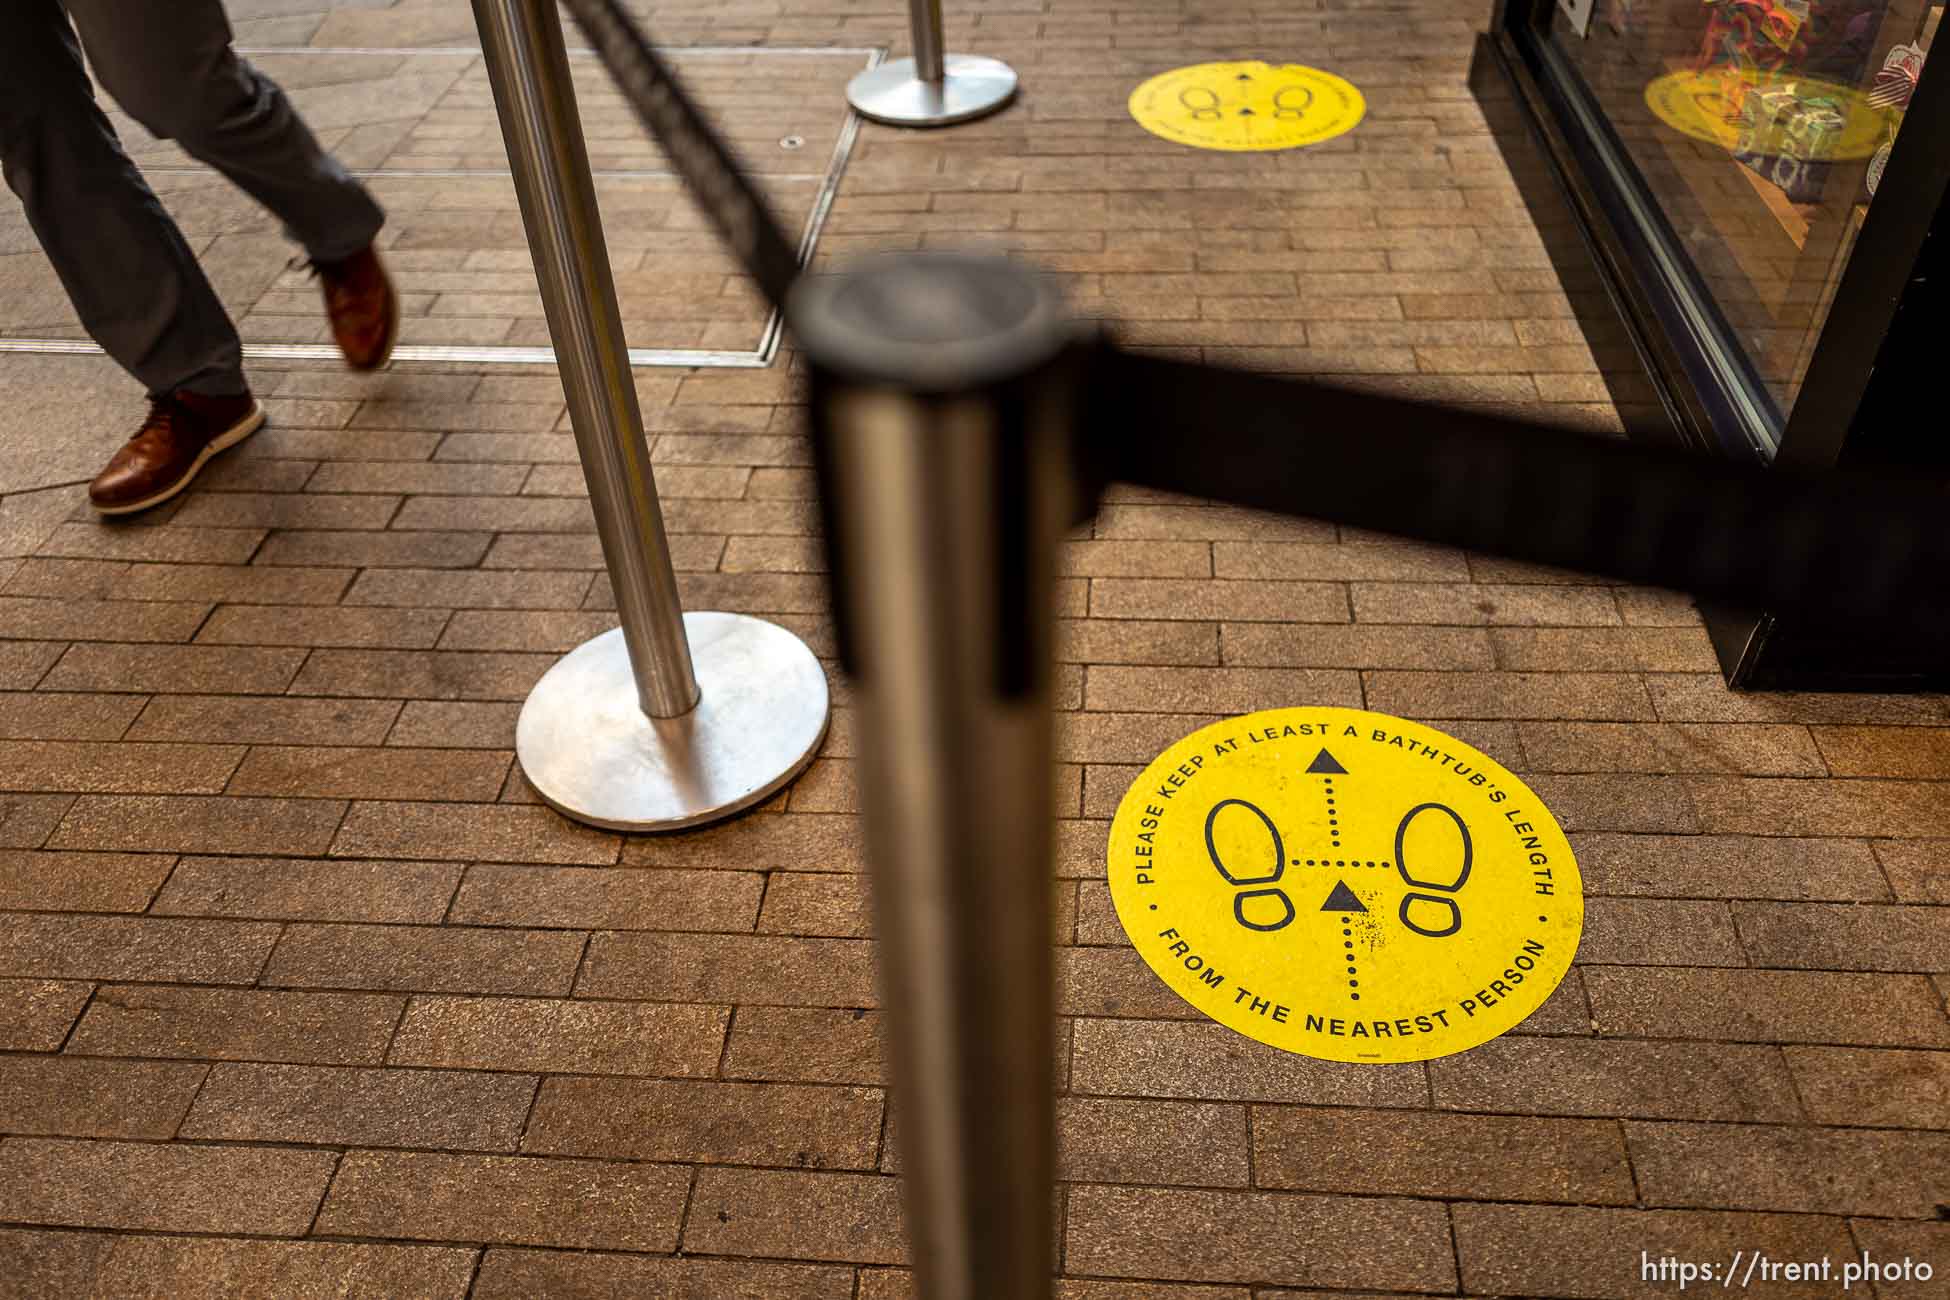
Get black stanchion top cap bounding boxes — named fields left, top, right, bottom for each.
left=787, top=251, right=1073, bottom=392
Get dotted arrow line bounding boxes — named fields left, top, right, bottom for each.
left=1342, top=914, right=1360, bottom=1002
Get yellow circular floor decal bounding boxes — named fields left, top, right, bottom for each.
left=1643, top=70, right=1892, bottom=160
left=1108, top=708, right=1582, bottom=1063
left=1129, top=61, right=1365, bottom=151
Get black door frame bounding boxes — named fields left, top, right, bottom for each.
left=1471, top=0, right=1950, bottom=688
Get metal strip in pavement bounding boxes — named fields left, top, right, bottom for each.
left=136, top=167, right=830, bottom=181
left=0, top=338, right=771, bottom=368
left=234, top=45, right=885, bottom=57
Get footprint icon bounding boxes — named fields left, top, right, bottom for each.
left=1205, top=798, right=1296, bottom=932
left=1177, top=85, right=1223, bottom=121
left=1395, top=802, right=1470, bottom=938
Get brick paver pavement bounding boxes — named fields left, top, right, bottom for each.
left=1, top=0, right=1947, bottom=1295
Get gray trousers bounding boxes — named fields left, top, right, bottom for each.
left=0, top=0, right=384, bottom=396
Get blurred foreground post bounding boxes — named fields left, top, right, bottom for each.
left=795, top=253, right=1077, bottom=1300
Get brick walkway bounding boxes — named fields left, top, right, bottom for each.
left=2, top=0, right=1948, bottom=1295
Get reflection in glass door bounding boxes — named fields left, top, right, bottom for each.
left=1544, top=0, right=1936, bottom=419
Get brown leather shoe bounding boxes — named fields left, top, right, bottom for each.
left=314, top=245, right=398, bottom=370
left=88, top=390, right=264, bottom=516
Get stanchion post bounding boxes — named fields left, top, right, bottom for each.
left=793, top=253, right=1079, bottom=1300
left=909, top=0, right=947, bottom=81
left=473, top=0, right=830, bottom=831
left=472, top=0, right=694, bottom=719
left=845, top=0, right=1018, bottom=126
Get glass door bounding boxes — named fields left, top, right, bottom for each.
left=1526, top=0, right=1937, bottom=435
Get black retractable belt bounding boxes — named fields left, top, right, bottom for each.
left=1083, top=346, right=1950, bottom=639
left=558, top=0, right=801, bottom=311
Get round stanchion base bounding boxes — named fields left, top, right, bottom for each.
left=516, top=611, right=829, bottom=832
left=846, top=55, right=1018, bottom=127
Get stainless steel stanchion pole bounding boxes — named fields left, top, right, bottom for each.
left=845, top=0, right=1018, bottom=127
left=792, top=252, right=1078, bottom=1300
left=473, top=0, right=829, bottom=831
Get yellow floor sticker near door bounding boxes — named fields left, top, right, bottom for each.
left=1108, top=707, right=1582, bottom=1063
left=1128, top=61, right=1365, bottom=151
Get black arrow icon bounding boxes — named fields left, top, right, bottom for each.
left=1236, top=72, right=1254, bottom=80
left=1310, top=748, right=1345, bottom=847
left=1237, top=107, right=1256, bottom=116
left=1323, top=880, right=1366, bottom=912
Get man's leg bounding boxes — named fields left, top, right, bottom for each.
left=64, top=0, right=385, bottom=263
left=0, top=0, right=246, bottom=396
